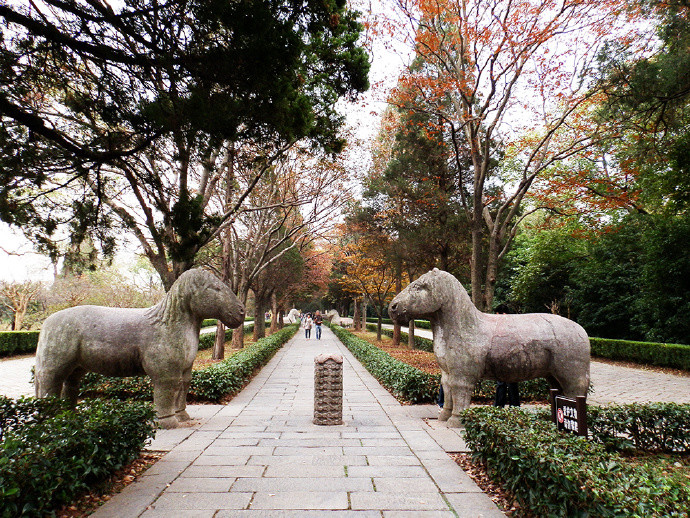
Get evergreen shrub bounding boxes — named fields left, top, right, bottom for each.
left=0, top=331, right=40, bottom=357
left=588, top=403, right=690, bottom=453
left=590, top=337, right=690, bottom=370
left=331, top=324, right=439, bottom=403
left=462, top=406, right=690, bottom=517
left=0, top=396, right=155, bottom=517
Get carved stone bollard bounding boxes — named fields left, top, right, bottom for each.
left=313, top=354, right=343, bottom=425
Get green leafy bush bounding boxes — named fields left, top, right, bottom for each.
left=80, top=324, right=297, bottom=402
left=591, top=337, right=690, bottom=370
left=0, top=396, right=155, bottom=517
left=201, top=318, right=218, bottom=327
left=588, top=403, right=690, bottom=453
left=331, top=324, right=439, bottom=403
left=366, top=318, right=431, bottom=329
left=190, top=325, right=297, bottom=400
left=365, top=322, right=434, bottom=352
left=0, top=331, right=40, bottom=357
left=462, top=406, right=690, bottom=517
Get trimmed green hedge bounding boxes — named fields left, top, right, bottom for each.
left=80, top=324, right=298, bottom=402
left=366, top=323, right=434, bottom=352
left=331, top=324, right=439, bottom=403
left=190, top=325, right=297, bottom=400
left=591, top=336, right=690, bottom=370
left=461, top=406, right=690, bottom=517
left=589, top=402, right=690, bottom=453
left=0, top=396, right=156, bottom=517
left=366, top=318, right=431, bottom=329
left=0, top=331, right=40, bottom=357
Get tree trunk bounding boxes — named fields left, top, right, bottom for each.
left=408, top=319, right=415, bottom=349
left=470, top=220, right=485, bottom=310
left=14, top=309, right=25, bottom=331
left=483, top=235, right=501, bottom=312
left=361, top=300, right=367, bottom=331
left=376, top=314, right=382, bottom=341
left=393, top=258, right=402, bottom=346
left=253, top=294, right=268, bottom=341
left=213, top=321, right=226, bottom=359
left=278, top=310, right=284, bottom=329
left=270, top=293, right=278, bottom=333
left=232, top=326, right=245, bottom=349
left=353, top=297, right=361, bottom=331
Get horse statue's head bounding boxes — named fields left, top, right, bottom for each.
left=173, top=269, right=245, bottom=328
left=389, top=269, right=463, bottom=323
left=324, top=309, right=339, bottom=322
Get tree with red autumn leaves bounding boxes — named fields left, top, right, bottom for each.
left=384, top=0, right=646, bottom=310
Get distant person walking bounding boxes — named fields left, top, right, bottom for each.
left=303, top=314, right=313, bottom=339
left=313, top=311, right=323, bottom=340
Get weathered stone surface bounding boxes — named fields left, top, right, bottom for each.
left=285, top=308, right=301, bottom=324
left=324, top=310, right=353, bottom=328
left=314, top=354, right=343, bottom=425
left=389, top=269, right=590, bottom=427
left=35, top=268, right=245, bottom=428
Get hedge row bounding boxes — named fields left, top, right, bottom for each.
left=363, top=323, right=551, bottom=402
left=590, top=336, right=690, bottom=370
left=365, top=322, right=434, bottom=352
left=80, top=324, right=298, bottom=402
left=0, top=396, right=156, bottom=517
left=589, top=402, right=690, bottom=453
left=330, top=324, right=439, bottom=403
left=0, top=331, right=40, bottom=357
left=366, top=318, right=431, bottom=329
left=190, top=324, right=297, bottom=400
left=461, top=406, right=690, bottom=517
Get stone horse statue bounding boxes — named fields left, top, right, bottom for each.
left=35, top=268, right=245, bottom=428
left=325, top=309, right=353, bottom=328
left=285, top=308, right=301, bottom=324
left=389, top=269, right=590, bottom=428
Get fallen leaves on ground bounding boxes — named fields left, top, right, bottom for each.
left=449, top=452, right=533, bottom=517
left=56, top=451, right=165, bottom=518
left=352, top=331, right=440, bottom=374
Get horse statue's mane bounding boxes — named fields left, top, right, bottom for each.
left=416, top=269, right=478, bottom=322
left=146, top=269, right=215, bottom=325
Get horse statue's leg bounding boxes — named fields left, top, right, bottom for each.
left=174, top=367, right=193, bottom=422
left=35, top=367, right=66, bottom=399
left=446, top=380, right=473, bottom=428
left=61, top=367, right=86, bottom=406
left=438, top=371, right=453, bottom=422
left=152, top=375, right=184, bottom=429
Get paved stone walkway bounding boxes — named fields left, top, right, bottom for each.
left=0, top=355, right=35, bottom=399
left=93, top=325, right=500, bottom=517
